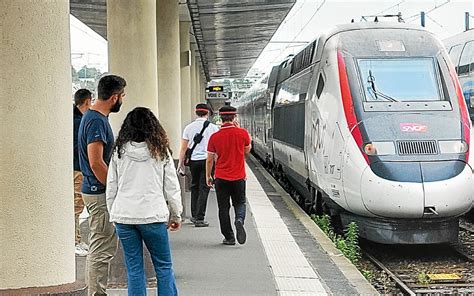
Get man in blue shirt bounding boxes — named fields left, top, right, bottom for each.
left=73, top=88, right=92, bottom=257
left=78, top=75, right=126, bottom=296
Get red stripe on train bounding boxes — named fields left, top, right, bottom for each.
left=337, top=50, right=369, bottom=164
left=447, top=59, right=470, bottom=162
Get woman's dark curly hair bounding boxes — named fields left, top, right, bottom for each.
left=113, top=107, right=171, bottom=160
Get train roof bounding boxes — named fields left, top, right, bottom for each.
left=443, top=29, right=474, bottom=47
left=270, top=22, right=441, bottom=85
left=324, top=22, right=429, bottom=37
left=240, top=22, right=438, bottom=104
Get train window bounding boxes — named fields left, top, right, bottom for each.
left=448, top=44, right=463, bottom=72
left=275, top=71, right=312, bottom=105
left=316, top=74, right=324, bottom=99
left=357, top=58, right=441, bottom=102
left=458, top=41, right=474, bottom=75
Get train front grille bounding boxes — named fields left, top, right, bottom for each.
left=397, top=140, right=438, bottom=155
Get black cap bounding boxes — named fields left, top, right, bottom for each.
left=218, top=105, right=237, bottom=115
left=195, top=103, right=210, bottom=112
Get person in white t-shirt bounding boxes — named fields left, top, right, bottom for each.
left=178, top=103, right=219, bottom=227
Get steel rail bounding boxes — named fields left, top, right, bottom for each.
left=459, top=224, right=474, bottom=234
left=451, top=244, right=474, bottom=262
left=363, top=251, right=416, bottom=296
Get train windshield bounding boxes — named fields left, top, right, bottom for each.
left=358, top=58, right=441, bottom=102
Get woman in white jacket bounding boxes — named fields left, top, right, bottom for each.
left=106, top=107, right=182, bottom=296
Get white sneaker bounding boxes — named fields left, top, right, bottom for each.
left=78, top=242, right=89, bottom=251
left=75, top=244, right=88, bottom=256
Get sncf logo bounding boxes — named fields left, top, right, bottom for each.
left=400, top=123, right=428, bottom=133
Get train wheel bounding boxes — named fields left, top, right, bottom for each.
left=313, top=189, right=324, bottom=216
left=331, top=214, right=344, bottom=233
left=305, top=187, right=317, bottom=215
left=305, top=201, right=315, bottom=215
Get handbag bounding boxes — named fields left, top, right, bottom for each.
left=184, top=121, right=210, bottom=166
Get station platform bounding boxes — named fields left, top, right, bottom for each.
left=76, top=156, right=378, bottom=295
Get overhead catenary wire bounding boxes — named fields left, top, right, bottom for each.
left=71, top=23, right=106, bottom=44
left=270, top=0, right=327, bottom=64
left=372, top=0, right=406, bottom=15
left=282, top=0, right=306, bottom=26
left=406, top=0, right=451, bottom=23
left=266, top=0, right=306, bottom=43
left=265, top=44, right=308, bottom=52
left=426, top=14, right=444, bottom=28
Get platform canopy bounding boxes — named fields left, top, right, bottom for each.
left=70, top=0, right=296, bottom=81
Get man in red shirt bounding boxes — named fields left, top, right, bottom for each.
left=206, top=106, right=252, bottom=245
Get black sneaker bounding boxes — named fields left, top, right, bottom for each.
left=222, top=238, right=236, bottom=245
left=190, top=217, right=197, bottom=224
left=235, top=220, right=246, bottom=244
left=194, top=220, right=209, bottom=227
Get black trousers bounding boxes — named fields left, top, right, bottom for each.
left=214, top=178, right=246, bottom=240
left=189, top=160, right=210, bottom=221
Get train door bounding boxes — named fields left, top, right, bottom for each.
left=448, top=41, right=474, bottom=120
left=306, top=62, right=322, bottom=187
left=457, top=40, right=474, bottom=120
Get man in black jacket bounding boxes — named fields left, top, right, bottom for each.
left=73, top=88, right=92, bottom=256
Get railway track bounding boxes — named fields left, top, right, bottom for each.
left=361, top=219, right=474, bottom=295
left=456, top=221, right=474, bottom=262
left=364, top=250, right=474, bottom=295
left=460, top=224, right=474, bottom=234
left=252, top=154, right=474, bottom=295
left=362, top=240, right=474, bottom=295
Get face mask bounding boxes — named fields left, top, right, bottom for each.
left=110, top=99, right=122, bottom=113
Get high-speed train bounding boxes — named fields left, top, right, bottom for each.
left=237, top=23, right=474, bottom=244
left=444, top=30, right=474, bottom=121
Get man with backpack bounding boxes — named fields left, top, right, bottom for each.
left=178, top=103, right=219, bottom=227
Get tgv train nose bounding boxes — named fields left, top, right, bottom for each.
left=360, top=162, right=473, bottom=219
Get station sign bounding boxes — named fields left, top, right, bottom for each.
left=207, top=86, right=224, bottom=92
left=206, top=91, right=230, bottom=100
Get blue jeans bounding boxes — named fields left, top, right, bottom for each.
left=115, top=223, right=178, bottom=296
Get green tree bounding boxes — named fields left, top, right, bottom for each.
left=222, top=79, right=232, bottom=92
left=77, top=66, right=100, bottom=79
left=72, top=66, right=80, bottom=83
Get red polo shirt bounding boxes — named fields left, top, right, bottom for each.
left=207, top=123, right=251, bottom=181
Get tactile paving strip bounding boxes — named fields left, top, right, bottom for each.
left=246, top=165, right=328, bottom=295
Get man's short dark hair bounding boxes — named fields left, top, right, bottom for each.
left=195, top=103, right=210, bottom=117
left=97, top=75, right=127, bottom=101
left=219, top=105, right=237, bottom=122
left=74, top=89, right=92, bottom=106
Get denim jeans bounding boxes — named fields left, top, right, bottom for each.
left=115, top=223, right=178, bottom=296
left=214, top=178, right=247, bottom=240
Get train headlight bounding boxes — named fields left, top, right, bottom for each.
left=470, top=94, right=474, bottom=108
left=363, top=142, right=396, bottom=156
left=439, top=140, right=469, bottom=154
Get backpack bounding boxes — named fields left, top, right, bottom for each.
left=184, top=121, right=210, bottom=166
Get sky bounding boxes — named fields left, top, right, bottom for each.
left=70, top=15, right=108, bottom=72
left=69, top=0, right=473, bottom=76
left=250, top=0, right=474, bottom=72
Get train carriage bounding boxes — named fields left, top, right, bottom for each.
left=239, top=22, right=474, bottom=244
left=444, top=30, right=474, bottom=122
